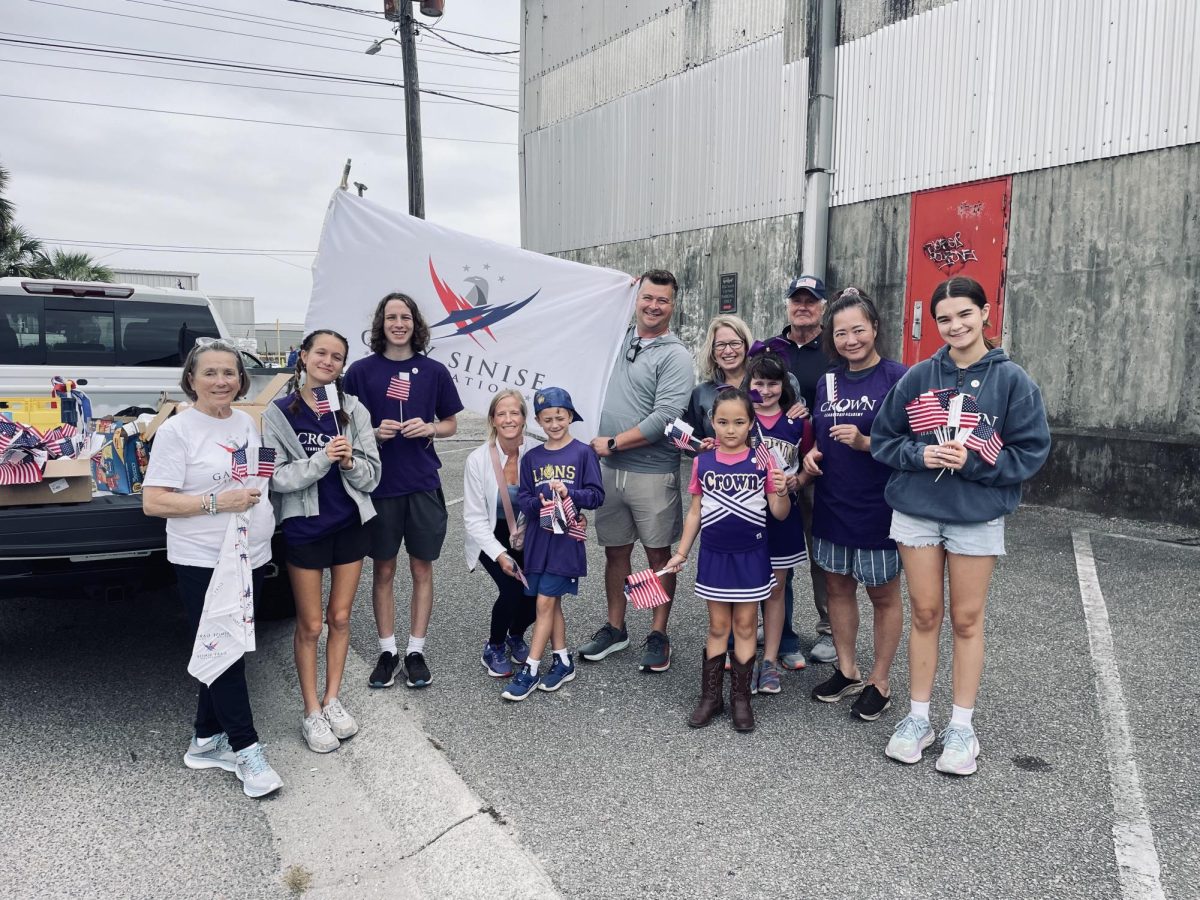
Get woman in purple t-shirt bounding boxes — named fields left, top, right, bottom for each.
left=802, top=288, right=907, bottom=722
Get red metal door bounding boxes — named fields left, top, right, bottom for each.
left=902, top=177, right=1011, bottom=366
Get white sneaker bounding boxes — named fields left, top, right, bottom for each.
left=302, top=711, right=340, bottom=753
left=885, top=714, right=935, bottom=764
left=322, top=698, right=359, bottom=740
left=235, top=743, right=284, bottom=798
left=183, top=732, right=236, bottom=772
left=935, top=723, right=981, bottom=776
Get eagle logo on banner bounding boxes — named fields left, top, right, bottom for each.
left=426, top=257, right=540, bottom=347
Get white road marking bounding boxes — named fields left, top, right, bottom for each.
left=446, top=496, right=463, bottom=507
left=1071, top=530, right=1165, bottom=900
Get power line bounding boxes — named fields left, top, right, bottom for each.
left=28, top=1, right=519, bottom=72
left=417, top=23, right=519, bottom=56
left=0, top=36, right=518, bottom=97
left=141, top=0, right=383, bottom=42
left=0, top=92, right=518, bottom=144
left=45, top=238, right=317, bottom=254
left=0, top=57, right=519, bottom=111
left=277, top=0, right=520, bottom=46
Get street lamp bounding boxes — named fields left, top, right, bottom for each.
left=364, top=36, right=399, bottom=56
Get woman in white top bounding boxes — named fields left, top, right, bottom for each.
left=143, top=338, right=282, bottom=799
left=462, top=389, right=540, bottom=679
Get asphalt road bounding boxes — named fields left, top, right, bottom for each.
left=3, top=412, right=1197, bottom=899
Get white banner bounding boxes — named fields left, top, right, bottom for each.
left=305, top=192, right=637, bottom=440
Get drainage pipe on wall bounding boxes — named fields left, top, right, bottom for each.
left=800, top=0, right=837, bottom=278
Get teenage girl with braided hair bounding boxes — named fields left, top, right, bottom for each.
left=261, top=329, right=381, bottom=754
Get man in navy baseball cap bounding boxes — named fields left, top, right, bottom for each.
left=785, top=274, right=826, bottom=301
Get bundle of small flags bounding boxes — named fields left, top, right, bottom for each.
left=0, top=420, right=83, bottom=486
left=539, top=487, right=587, bottom=541
left=664, top=418, right=703, bottom=453
left=386, top=372, right=411, bottom=401
left=903, top=388, right=1004, bottom=468
left=753, top=438, right=779, bottom=472
left=624, top=569, right=672, bottom=610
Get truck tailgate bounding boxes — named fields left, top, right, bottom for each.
left=0, top=494, right=165, bottom=560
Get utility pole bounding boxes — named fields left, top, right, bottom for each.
left=385, top=1, right=424, bottom=219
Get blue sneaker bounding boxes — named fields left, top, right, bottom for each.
left=885, top=714, right=936, bottom=764
left=481, top=642, right=512, bottom=678
left=539, top=654, right=576, bottom=692
left=505, top=633, right=530, bottom=665
left=501, top=665, right=540, bottom=701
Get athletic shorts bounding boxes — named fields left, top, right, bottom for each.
left=285, top=520, right=370, bottom=570
left=889, top=509, right=1006, bottom=557
left=595, top=467, right=683, bottom=549
left=813, top=537, right=901, bottom=587
left=368, top=490, right=448, bottom=562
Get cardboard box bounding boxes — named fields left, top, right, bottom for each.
left=92, top=424, right=148, bottom=496
left=142, top=401, right=184, bottom=442
left=232, top=373, right=291, bottom=428
left=0, top=457, right=93, bottom=507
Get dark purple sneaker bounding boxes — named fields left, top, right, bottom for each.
left=505, top=633, right=530, bottom=665
left=481, top=642, right=512, bottom=678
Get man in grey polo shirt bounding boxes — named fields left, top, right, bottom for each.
left=584, top=269, right=695, bottom=672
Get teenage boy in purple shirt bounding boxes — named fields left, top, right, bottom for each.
left=344, top=292, right=463, bottom=690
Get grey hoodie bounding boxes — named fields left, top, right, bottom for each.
left=598, top=327, right=695, bottom=474
left=260, top=392, right=381, bottom=526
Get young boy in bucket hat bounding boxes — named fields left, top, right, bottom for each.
left=501, top=387, right=605, bottom=701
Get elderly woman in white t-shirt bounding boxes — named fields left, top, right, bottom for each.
left=143, top=338, right=282, bottom=799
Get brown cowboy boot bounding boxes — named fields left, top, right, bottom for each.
left=687, top=652, right=726, bottom=728
left=729, top=655, right=756, bottom=733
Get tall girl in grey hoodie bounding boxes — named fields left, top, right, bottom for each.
left=870, top=277, right=1049, bottom=776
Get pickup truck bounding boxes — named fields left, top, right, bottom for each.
left=0, top=276, right=294, bottom=615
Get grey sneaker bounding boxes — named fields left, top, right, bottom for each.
left=578, top=623, right=630, bottom=662
left=302, top=712, right=340, bottom=754
left=935, top=723, right=981, bottom=776
left=639, top=630, right=671, bottom=672
left=183, top=732, right=236, bottom=773
left=235, top=744, right=283, bottom=798
left=885, top=714, right=935, bottom=765
left=322, top=698, right=359, bottom=740
left=810, top=634, right=838, bottom=664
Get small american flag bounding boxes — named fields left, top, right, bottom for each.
left=951, top=393, right=982, bottom=439
left=754, top=440, right=775, bottom=471
left=313, top=385, right=340, bottom=417
left=539, top=497, right=556, bottom=532
left=0, top=420, right=21, bottom=454
left=905, top=390, right=951, bottom=433
left=964, top=419, right=1005, bottom=466
left=664, top=418, right=701, bottom=452
left=560, top=494, right=587, bottom=542
left=387, top=372, right=411, bottom=401
left=624, top=569, right=671, bottom=610
left=0, top=458, right=42, bottom=485
left=825, top=372, right=839, bottom=405
left=253, top=446, right=276, bottom=478
left=231, top=446, right=248, bottom=482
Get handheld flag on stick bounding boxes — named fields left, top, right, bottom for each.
left=754, top=440, right=775, bottom=472
left=312, top=385, right=342, bottom=435
left=251, top=446, right=276, bottom=479
left=664, top=418, right=703, bottom=453
left=826, top=372, right=838, bottom=426
left=624, top=569, right=672, bottom=610
left=387, top=372, right=411, bottom=401
left=230, top=446, right=248, bottom=483
left=964, top=419, right=1005, bottom=466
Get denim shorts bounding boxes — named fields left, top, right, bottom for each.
left=523, top=571, right=579, bottom=598
left=813, top=537, right=901, bottom=587
left=889, top=510, right=1006, bottom=557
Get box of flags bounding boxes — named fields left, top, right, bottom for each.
left=0, top=456, right=93, bottom=508
left=91, top=421, right=148, bottom=495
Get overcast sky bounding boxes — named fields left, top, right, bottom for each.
left=2, top=0, right=521, bottom=325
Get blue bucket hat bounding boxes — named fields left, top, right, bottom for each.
left=533, top=386, right=582, bottom=421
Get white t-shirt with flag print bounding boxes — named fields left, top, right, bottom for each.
left=143, top=407, right=275, bottom=568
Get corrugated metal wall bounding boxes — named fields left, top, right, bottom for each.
left=524, top=34, right=805, bottom=251
left=522, top=0, right=1200, bottom=253
left=109, top=269, right=199, bottom=290
left=831, top=0, right=1200, bottom=205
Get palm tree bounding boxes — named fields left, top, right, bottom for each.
left=0, top=164, right=15, bottom=233
left=31, top=249, right=115, bottom=282
left=0, top=223, right=44, bottom=277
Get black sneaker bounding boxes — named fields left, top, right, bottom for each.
left=578, top=623, right=630, bottom=662
left=811, top=667, right=864, bottom=702
left=405, top=651, right=433, bottom=688
left=851, top=684, right=892, bottom=721
left=639, top=630, right=671, bottom=672
left=369, top=651, right=399, bottom=688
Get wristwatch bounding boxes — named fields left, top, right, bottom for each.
left=607, top=437, right=618, bottom=453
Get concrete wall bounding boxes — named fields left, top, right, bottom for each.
left=1008, top=143, right=1200, bottom=525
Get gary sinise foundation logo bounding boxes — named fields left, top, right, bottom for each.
left=426, top=257, right=549, bottom=394
left=428, top=257, right=540, bottom=347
